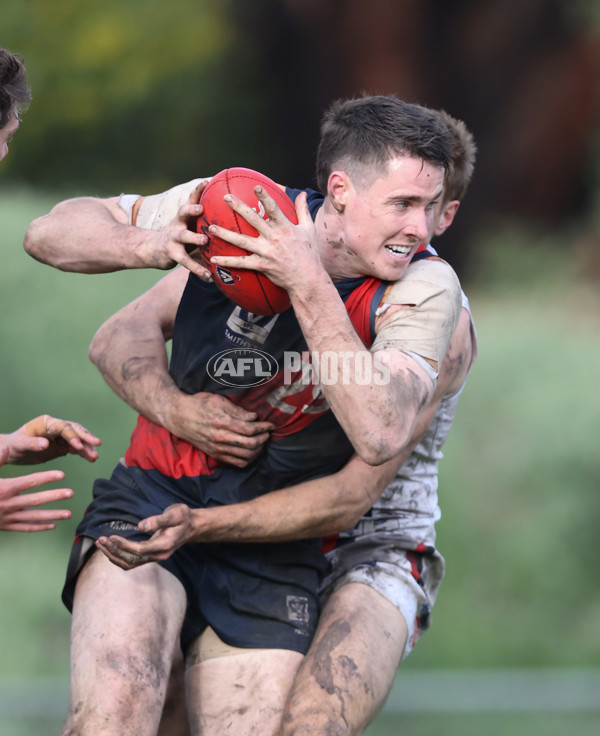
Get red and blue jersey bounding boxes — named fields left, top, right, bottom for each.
left=124, top=188, right=388, bottom=503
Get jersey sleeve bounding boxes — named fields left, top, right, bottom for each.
left=118, top=178, right=210, bottom=230
left=371, top=259, right=463, bottom=376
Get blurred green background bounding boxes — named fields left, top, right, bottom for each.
left=2, top=1, right=600, bottom=734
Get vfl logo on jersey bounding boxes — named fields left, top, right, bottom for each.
left=215, top=266, right=236, bottom=285
left=207, top=348, right=279, bottom=387
left=225, top=307, right=279, bottom=347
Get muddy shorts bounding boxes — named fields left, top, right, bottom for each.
left=62, top=462, right=328, bottom=654
left=319, top=532, right=445, bottom=660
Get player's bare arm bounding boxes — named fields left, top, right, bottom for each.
left=89, top=269, right=274, bottom=466
left=23, top=181, right=211, bottom=278
left=96, top=451, right=398, bottom=570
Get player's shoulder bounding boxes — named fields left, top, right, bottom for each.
left=407, top=255, right=460, bottom=288
left=385, top=256, right=461, bottom=308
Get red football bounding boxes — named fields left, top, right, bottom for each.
left=196, top=167, right=297, bottom=315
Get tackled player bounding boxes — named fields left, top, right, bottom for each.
left=24, top=95, right=472, bottom=735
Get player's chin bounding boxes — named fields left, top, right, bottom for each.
left=372, top=256, right=411, bottom=282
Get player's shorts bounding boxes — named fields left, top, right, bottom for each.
left=319, top=532, right=445, bottom=660
left=62, top=462, right=328, bottom=655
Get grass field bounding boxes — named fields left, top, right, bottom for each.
left=1, top=188, right=599, bottom=733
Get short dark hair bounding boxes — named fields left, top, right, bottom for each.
left=0, top=48, right=31, bottom=130
left=316, top=94, right=452, bottom=193
left=436, top=109, right=477, bottom=203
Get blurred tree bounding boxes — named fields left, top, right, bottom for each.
left=1, top=0, right=599, bottom=276
left=235, top=0, right=600, bottom=276
left=1, top=0, right=279, bottom=192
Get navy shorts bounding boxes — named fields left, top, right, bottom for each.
left=62, top=462, right=328, bottom=654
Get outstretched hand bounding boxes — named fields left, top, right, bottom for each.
left=1, top=414, right=101, bottom=465
left=0, top=446, right=74, bottom=532
left=96, top=504, right=194, bottom=570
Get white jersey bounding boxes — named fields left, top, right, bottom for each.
left=341, top=291, right=474, bottom=549
left=320, top=290, right=476, bottom=659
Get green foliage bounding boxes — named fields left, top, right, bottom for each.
left=403, top=280, right=600, bottom=670
left=1, top=0, right=284, bottom=192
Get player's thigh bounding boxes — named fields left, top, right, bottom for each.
left=282, top=582, right=408, bottom=736
left=67, top=549, right=187, bottom=732
left=185, top=636, right=303, bottom=736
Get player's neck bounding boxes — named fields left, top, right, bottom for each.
left=314, top=209, right=364, bottom=280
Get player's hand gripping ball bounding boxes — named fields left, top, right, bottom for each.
left=197, top=167, right=297, bottom=315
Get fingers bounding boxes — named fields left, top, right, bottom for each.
left=219, top=418, right=275, bottom=438
left=95, top=504, right=192, bottom=569
left=206, top=190, right=276, bottom=259
left=0, top=477, right=73, bottom=532
left=187, top=180, right=208, bottom=205
left=206, top=188, right=314, bottom=288
left=1, top=468, right=66, bottom=496
left=202, top=426, right=271, bottom=467
left=174, top=197, right=213, bottom=280
left=211, top=451, right=260, bottom=468
left=2, top=507, right=72, bottom=528
left=45, top=417, right=102, bottom=461
left=136, top=503, right=182, bottom=532
left=226, top=186, right=286, bottom=228
left=4, top=435, right=48, bottom=462
left=12, top=486, right=73, bottom=508
left=16, top=415, right=101, bottom=463
left=1, top=519, right=61, bottom=533
left=20, top=415, right=49, bottom=437
left=137, top=511, right=172, bottom=535
left=178, top=394, right=274, bottom=465
left=95, top=529, right=175, bottom=569
left=150, top=198, right=214, bottom=281
left=96, top=538, right=141, bottom=570
left=210, top=394, right=275, bottom=432
left=174, top=252, right=214, bottom=281
left=48, top=417, right=101, bottom=445
left=293, top=190, right=313, bottom=227
left=211, top=428, right=271, bottom=453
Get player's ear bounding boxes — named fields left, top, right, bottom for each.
left=327, top=171, right=352, bottom=212
left=434, top=200, right=460, bottom=236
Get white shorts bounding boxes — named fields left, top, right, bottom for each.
left=319, top=533, right=445, bottom=660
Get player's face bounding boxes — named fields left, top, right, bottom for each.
left=0, top=113, right=20, bottom=162
left=336, top=155, right=444, bottom=281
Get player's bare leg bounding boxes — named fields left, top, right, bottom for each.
left=157, top=644, right=191, bottom=736
left=61, top=549, right=187, bottom=736
left=281, top=583, right=408, bottom=736
left=184, top=627, right=303, bottom=736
